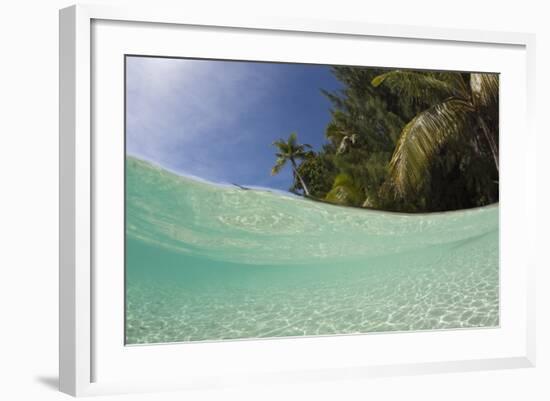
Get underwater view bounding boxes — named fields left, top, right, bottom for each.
left=125, top=157, right=498, bottom=344
left=125, top=56, right=499, bottom=344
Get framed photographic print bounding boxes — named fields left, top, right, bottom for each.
left=59, top=4, right=536, bottom=396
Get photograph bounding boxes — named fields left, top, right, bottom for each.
left=124, top=56, right=499, bottom=344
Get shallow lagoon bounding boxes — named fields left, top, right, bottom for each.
left=125, top=157, right=499, bottom=344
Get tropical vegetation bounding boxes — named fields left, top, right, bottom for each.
left=271, top=132, right=314, bottom=196
left=272, top=67, right=499, bottom=213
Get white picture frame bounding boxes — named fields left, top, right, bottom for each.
left=59, top=4, right=536, bottom=397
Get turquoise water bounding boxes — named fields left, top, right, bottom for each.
left=125, top=157, right=499, bottom=344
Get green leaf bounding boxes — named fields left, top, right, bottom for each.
left=470, top=73, right=499, bottom=109
left=389, top=99, right=476, bottom=196
left=371, top=71, right=463, bottom=103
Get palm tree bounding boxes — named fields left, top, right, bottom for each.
left=271, top=132, right=312, bottom=196
left=371, top=71, right=499, bottom=198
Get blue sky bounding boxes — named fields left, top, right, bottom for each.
left=126, top=56, right=341, bottom=190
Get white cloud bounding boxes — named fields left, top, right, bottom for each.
left=126, top=56, right=280, bottom=181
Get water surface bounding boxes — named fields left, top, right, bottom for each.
left=125, top=157, right=499, bottom=344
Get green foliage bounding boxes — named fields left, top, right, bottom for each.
left=290, top=153, right=335, bottom=198
left=389, top=99, right=476, bottom=196
left=275, top=67, right=499, bottom=213
left=376, top=70, right=499, bottom=206
left=271, top=132, right=313, bottom=196
left=371, top=70, right=468, bottom=104
left=324, top=174, right=364, bottom=207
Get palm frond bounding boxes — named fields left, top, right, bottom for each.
left=324, top=173, right=363, bottom=206
left=287, top=132, right=298, bottom=147
left=271, top=131, right=313, bottom=178
left=470, top=73, right=499, bottom=109
left=389, top=99, right=476, bottom=196
left=271, top=157, right=287, bottom=176
left=431, top=72, right=470, bottom=99
left=371, top=71, right=461, bottom=103
left=272, top=139, right=287, bottom=152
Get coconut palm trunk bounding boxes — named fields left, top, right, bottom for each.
left=477, top=115, right=499, bottom=173
left=290, top=158, right=310, bottom=196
